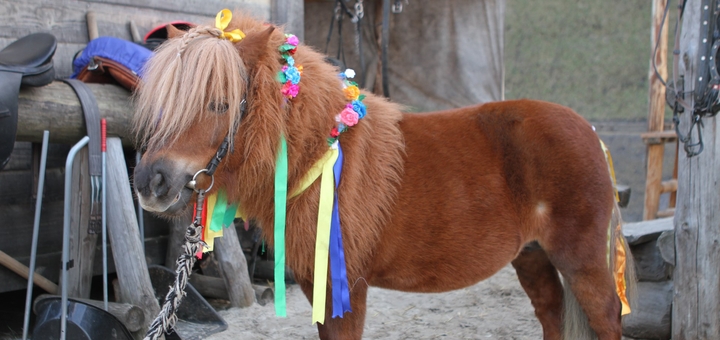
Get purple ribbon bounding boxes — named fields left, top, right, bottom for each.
left=330, top=143, right=351, bottom=318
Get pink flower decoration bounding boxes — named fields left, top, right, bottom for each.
left=282, top=82, right=300, bottom=98
left=287, top=35, right=299, bottom=46
left=339, top=107, right=359, bottom=126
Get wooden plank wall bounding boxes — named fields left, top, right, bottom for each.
left=0, top=0, right=270, bottom=293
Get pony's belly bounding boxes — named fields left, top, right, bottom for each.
left=369, top=234, right=522, bottom=293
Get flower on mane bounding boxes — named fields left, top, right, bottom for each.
left=352, top=100, right=367, bottom=119
left=282, top=82, right=300, bottom=98
left=286, top=34, right=299, bottom=46
left=340, top=107, right=359, bottom=126
left=344, top=85, right=360, bottom=101
left=285, top=66, right=301, bottom=85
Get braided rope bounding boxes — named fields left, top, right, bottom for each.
left=144, top=191, right=208, bottom=340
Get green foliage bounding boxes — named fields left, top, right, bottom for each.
left=505, top=0, right=673, bottom=120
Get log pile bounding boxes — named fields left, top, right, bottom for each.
left=622, top=217, right=674, bottom=340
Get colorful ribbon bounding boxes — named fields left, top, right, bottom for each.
left=274, top=136, right=289, bottom=317
left=215, top=9, right=246, bottom=43
left=600, top=139, right=630, bottom=315
left=330, top=143, right=351, bottom=318
left=311, top=146, right=339, bottom=324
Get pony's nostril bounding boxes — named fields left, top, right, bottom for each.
left=149, top=172, right=169, bottom=197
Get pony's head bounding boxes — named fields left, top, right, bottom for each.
left=133, top=17, right=279, bottom=216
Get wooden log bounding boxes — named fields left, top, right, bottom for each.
left=16, top=82, right=135, bottom=146
left=629, top=239, right=671, bottom=282
left=188, top=273, right=274, bottom=306
left=253, top=259, right=294, bottom=282
left=65, top=148, right=98, bottom=299
left=105, top=137, right=160, bottom=336
left=214, top=223, right=255, bottom=307
left=657, top=230, right=675, bottom=266
left=34, top=294, right=145, bottom=333
left=622, top=281, right=672, bottom=340
left=0, top=250, right=58, bottom=294
left=673, top=0, right=720, bottom=338
left=622, top=217, right=674, bottom=245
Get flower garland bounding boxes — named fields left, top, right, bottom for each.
left=277, top=34, right=302, bottom=98
left=328, top=69, right=367, bottom=146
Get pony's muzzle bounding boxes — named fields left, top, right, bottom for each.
left=134, top=158, right=194, bottom=214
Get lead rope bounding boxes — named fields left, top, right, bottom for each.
left=144, top=189, right=207, bottom=340
left=144, top=137, right=230, bottom=340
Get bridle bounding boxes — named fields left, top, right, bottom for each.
left=144, top=95, right=247, bottom=340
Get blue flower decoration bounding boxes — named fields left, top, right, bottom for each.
left=352, top=100, right=367, bottom=119
left=285, top=66, right=301, bottom=85
left=285, top=56, right=295, bottom=66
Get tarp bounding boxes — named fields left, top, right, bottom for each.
left=304, top=0, right=505, bottom=112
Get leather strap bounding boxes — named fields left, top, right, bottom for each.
left=381, top=0, right=390, bottom=98
left=0, top=71, right=22, bottom=169
left=62, top=79, right=101, bottom=176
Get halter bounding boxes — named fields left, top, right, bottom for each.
left=144, top=96, right=246, bottom=340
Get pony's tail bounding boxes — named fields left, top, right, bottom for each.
left=561, top=201, right=637, bottom=340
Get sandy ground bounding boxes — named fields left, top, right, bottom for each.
left=206, top=265, right=542, bottom=340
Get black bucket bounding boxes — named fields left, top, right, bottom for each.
left=148, top=265, right=228, bottom=340
left=32, top=296, right=134, bottom=340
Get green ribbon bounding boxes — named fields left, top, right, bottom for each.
left=274, top=136, right=289, bottom=317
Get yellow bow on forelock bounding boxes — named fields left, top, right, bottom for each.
left=216, top=9, right=246, bottom=42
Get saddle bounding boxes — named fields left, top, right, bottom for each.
left=0, top=33, right=57, bottom=170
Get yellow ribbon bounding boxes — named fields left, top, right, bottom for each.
left=599, top=139, right=630, bottom=315
left=215, top=9, right=246, bottom=43
left=311, top=148, right=339, bottom=324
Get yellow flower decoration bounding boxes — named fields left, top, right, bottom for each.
left=344, top=85, right=360, bottom=100
left=215, top=9, right=246, bottom=43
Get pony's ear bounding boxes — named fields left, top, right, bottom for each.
left=234, top=26, right=275, bottom=70
left=166, top=24, right=185, bottom=39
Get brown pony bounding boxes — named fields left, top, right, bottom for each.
left=133, top=12, right=635, bottom=340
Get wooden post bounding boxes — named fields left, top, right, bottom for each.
left=673, top=0, right=720, bottom=338
left=271, top=0, right=304, bottom=41
left=105, top=137, right=160, bottom=337
left=643, top=0, right=669, bottom=220
left=65, top=149, right=98, bottom=298
left=214, top=223, right=255, bottom=307
left=165, top=213, right=192, bottom=271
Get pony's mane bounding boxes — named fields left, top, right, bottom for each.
left=134, top=13, right=406, bottom=280
left=133, top=25, right=248, bottom=151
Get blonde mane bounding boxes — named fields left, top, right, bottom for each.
left=133, top=25, right=248, bottom=151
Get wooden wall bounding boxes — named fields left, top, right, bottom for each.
left=0, top=0, right=271, bottom=293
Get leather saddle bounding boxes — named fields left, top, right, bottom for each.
left=0, top=33, right=57, bottom=170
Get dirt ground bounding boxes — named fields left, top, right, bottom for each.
left=206, top=265, right=542, bottom=340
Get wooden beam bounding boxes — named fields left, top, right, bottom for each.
left=271, top=0, right=304, bottom=41
left=65, top=149, right=98, bottom=299
left=673, top=0, right=720, bottom=337
left=17, top=82, right=135, bottom=146
left=643, top=0, right=670, bottom=221
left=105, top=137, right=160, bottom=336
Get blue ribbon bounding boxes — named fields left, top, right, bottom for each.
left=330, top=143, right=351, bottom=317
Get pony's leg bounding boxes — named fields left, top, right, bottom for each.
left=547, top=232, right=622, bottom=340
left=511, top=243, right=563, bottom=340
left=296, top=278, right=369, bottom=340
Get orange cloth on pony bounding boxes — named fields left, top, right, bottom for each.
left=600, top=139, right=631, bottom=315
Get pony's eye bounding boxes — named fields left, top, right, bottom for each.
left=208, top=101, right=229, bottom=114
